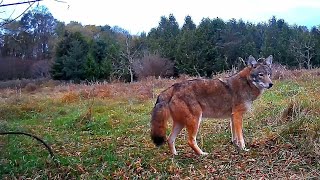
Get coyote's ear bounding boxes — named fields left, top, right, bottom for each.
left=247, top=55, right=257, bottom=67
left=265, top=55, right=273, bottom=67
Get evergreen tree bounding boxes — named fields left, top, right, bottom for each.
left=194, top=18, right=226, bottom=76
left=311, top=26, right=320, bottom=66
left=51, top=31, right=89, bottom=81
left=50, top=55, right=64, bottom=80
left=85, top=53, right=98, bottom=80
left=182, top=15, right=196, bottom=31
left=262, top=17, right=293, bottom=65
left=147, top=14, right=180, bottom=59
left=89, top=39, right=113, bottom=80
left=175, top=15, right=198, bottom=75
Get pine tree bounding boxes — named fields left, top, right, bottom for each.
left=51, top=31, right=89, bottom=81
left=175, top=15, right=198, bottom=75
left=85, top=53, right=98, bottom=81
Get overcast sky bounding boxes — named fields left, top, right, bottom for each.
left=1, top=0, right=320, bottom=34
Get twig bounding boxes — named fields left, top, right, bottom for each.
left=0, top=0, right=42, bottom=7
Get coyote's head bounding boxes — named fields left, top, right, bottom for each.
left=246, top=55, right=273, bottom=90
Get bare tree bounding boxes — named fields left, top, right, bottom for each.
left=30, top=60, right=51, bottom=78
left=120, top=35, right=141, bottom=83
left=0, top=0, right=43, bottom=28
left=132, top=54, right=174, bottom=80
left=0, top=0, right=68, bottom=28
left=290, top=33, right=316, bottom=69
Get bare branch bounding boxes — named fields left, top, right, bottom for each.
left=54, top=0, right=67, bottom=3
left=6, top=5, right=17, bottom=21
left=0, top=1, right=36, bottom=28
left=0, top=0, right=42, bottom=7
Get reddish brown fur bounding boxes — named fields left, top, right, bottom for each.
left=151, top=56, right=273, bottom=155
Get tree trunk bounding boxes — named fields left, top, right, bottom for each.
left=129, top=66, right=134, bottom=83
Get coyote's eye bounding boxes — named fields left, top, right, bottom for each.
left=258, top=73, right=264, bottom=77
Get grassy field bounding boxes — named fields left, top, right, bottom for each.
left=0, top=70, right=319, bottom=179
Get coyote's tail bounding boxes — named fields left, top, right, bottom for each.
left=150, top=96, right=170, bottom=146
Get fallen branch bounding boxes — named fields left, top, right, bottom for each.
left=0, top=131, right=56, bottom=162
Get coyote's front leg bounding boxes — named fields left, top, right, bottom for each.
left=231, top=109, right=249, bottom=151
left=230, top=118, right=236, bottom=144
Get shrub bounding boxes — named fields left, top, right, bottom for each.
left=24, top=83, right=38, bottom=92
left=132, top=54, right=174, bottom=80
left=0, top=57, right=33, bottom=80
left=60, top=91, right=79, bottom=103
left=30, top=60, right=51, bottom=78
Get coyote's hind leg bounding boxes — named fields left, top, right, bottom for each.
left=186, top=114, right=208, bottom=155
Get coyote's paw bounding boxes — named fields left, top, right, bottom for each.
left=242, top=147, right=250, bottom=152
left=200, top=152, right=209, bottom=156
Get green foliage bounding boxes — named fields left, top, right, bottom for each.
left=311, top=27, right=320, bottom=66
left=51, top=31, right=89, bottom=81
left=175, top=16, right=198, bottom=75
left=148, top=15, right=320, bottom=76
left=193, top=18, right=226, bottom=76
left=85, top=53, right=98, bottom=80
left=100, top=59, right=112, bottom=79
left=175, top=27, right=198, bottom=75
left=261, top=17, right=294, bottom=66
left=51, top=32, right=115, bottom=81
left=147, top=14, right=180, bottom=59
left=182, top=15, right=196, bottom=31
left=86, top=39, right=113, bottom=80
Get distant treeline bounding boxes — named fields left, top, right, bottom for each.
left=1, top=6, right=320, bottom=81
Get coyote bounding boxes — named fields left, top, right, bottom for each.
left=150, top=55, right=273, bottom=155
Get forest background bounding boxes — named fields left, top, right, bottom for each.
left=1, top=5, right=320, bottom=82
